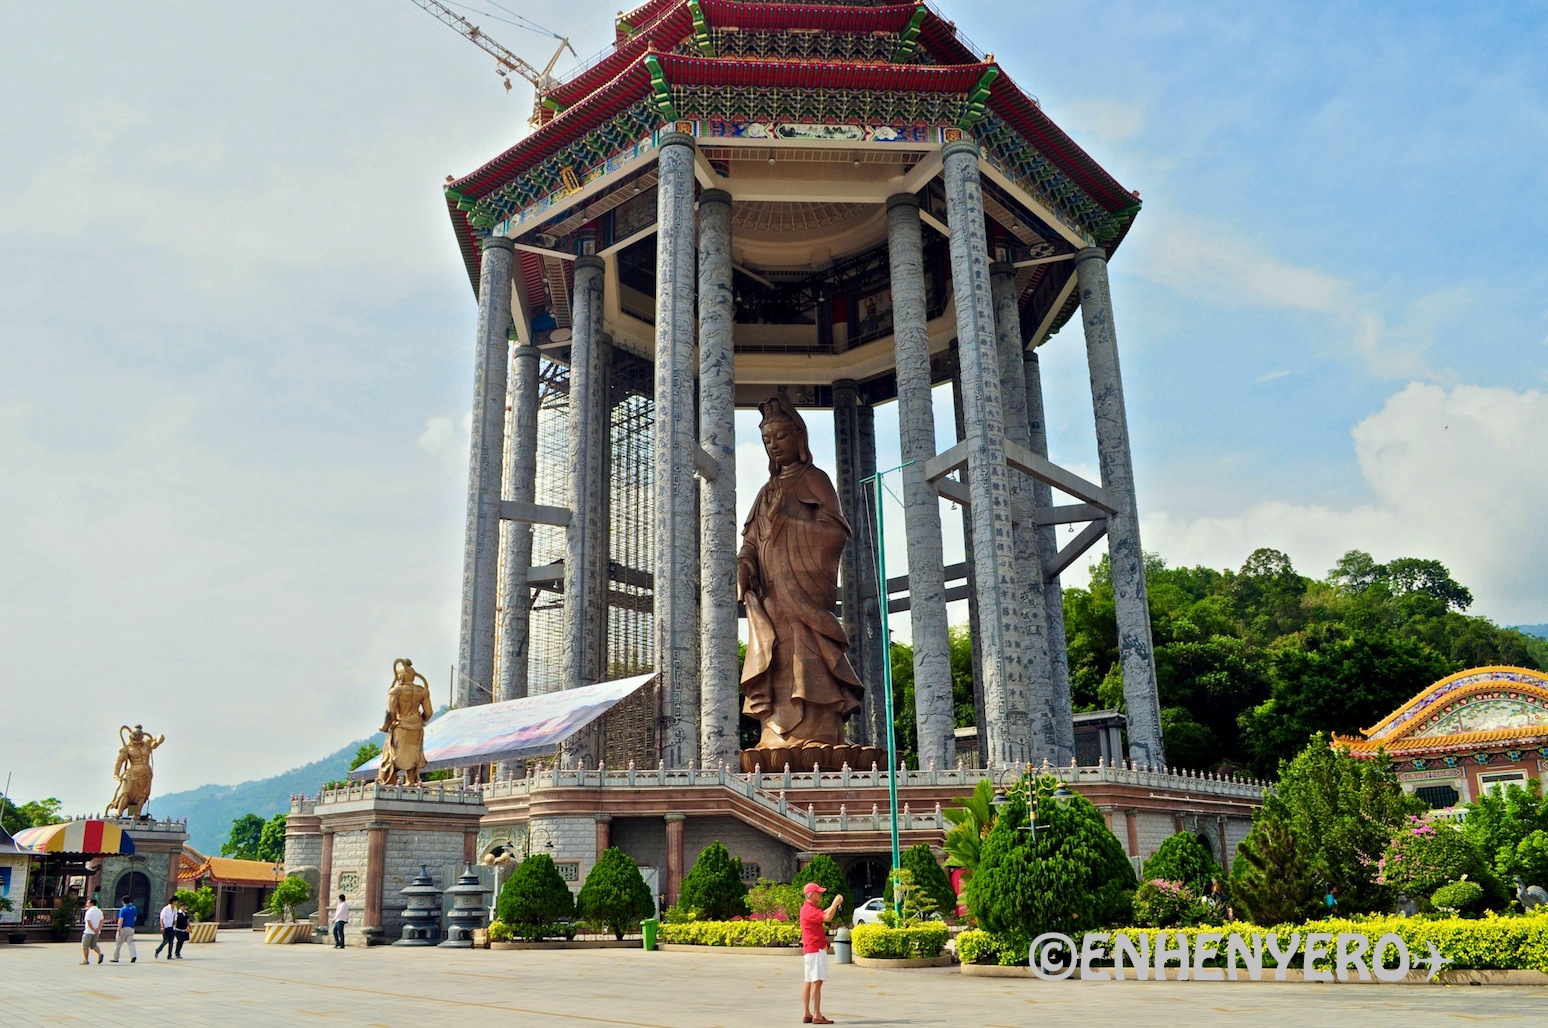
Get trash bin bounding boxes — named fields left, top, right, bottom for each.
left=833, top=926, right=852, bottom=964
left=641, top=917, right=658, bottom=952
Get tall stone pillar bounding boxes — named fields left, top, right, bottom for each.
left=595, top=813, right=612, bottom=859
left=664, top=813, right=686, bottom=905
left=1074, top=246, right=1165, bottom=769
left=951, top=366, right=988, bottom=763
left=563, top=256, right=611, bottom=694
left=885, top=194, right=954, bottom=770
left=855, top=399, right=886, bottom=749
left=990, top=264, right=1057, bottom=766
left=458, top=235, right=515, bottom=707
left=499, top=338, right=541, bottom=702
left=833, top=380, right=881, bottom=748
left=698, top=189, right=740, bottom=769
left=318, top=828, right=335, bottom=919
left=941, top=141, right=1027, bottom=766
left=654, top=132, right=701, bottom=768
left=1022, top=349, right=1075, bottom=763
left=363, top=822, right=387, bottom=945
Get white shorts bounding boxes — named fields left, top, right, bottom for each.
left=803, top=950, right=828, bottom=982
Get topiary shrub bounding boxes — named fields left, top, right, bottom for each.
left=968, top=774, right=1135, bottom=960
left=746, top=878, right=801, bottom=921
left=1230, top=815, right=1315, bottom=925
left=174, top=886, right=216, bottom=924
left=1379, top=814, right=1507, bottom=911
left=1431, top=880, right=1486, bottom=916
left=496, top=854, right=577, bottom=940
left=883, top=844, right=956, bottom=917
left=1132, top=879, right=1213, bottom=928
left=851, top=922, right=948, bottom=959
left=578, top=847, right=654, bottom=940
left=678, top=842, right=749, bottom=920
left=791, top=853, right=852, bottom=919
left=267, top=875, right=312, bottom=922
left=657, top=919, right=801, bottom=947
left=1143, top=832, right=1221, bottom=896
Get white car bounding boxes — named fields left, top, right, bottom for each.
left=851, top=898, right=887, bottom=925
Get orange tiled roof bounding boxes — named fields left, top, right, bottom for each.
left=176, top=844, right=283, bottom=887
left=1337, top=666, right=1548, bottom=759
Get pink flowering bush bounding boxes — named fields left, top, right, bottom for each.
left=1132, top=878, right=1213, bottom=928
left=1378, top=814, right=1506, bottom=911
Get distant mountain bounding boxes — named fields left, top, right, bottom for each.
left=155, top=734, right=375, bottom=854
left=1515, top=624, right=1548, bottom=640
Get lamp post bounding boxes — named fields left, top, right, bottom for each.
left=861, top=460, right=911, bottom=917
left=481, top=845, right=516, bottom=923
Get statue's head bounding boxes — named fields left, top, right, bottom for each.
left=758, top=395, right=811, bottom=474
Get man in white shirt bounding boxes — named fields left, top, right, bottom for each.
left=332, top=893, right=349, bottom=949
left=81, top=898, right=105, bottom=965
left=153, top=899, right=177, bottom=960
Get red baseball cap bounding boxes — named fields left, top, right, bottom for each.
left=803, top=882, right=826, bottom=896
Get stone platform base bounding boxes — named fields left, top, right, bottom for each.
left=740, top=744, right=886, bottom=773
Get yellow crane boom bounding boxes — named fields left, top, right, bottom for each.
left=409, top=0, right=576, bottom=124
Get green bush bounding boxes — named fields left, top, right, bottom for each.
left=1510, top=830, right=1548, bottom=889
left=792, top=853, right=852, bottom=920
left=1432, top=880, right=1486, bottom=915
left=955, top=928, right=1002, bottom=965
left=1143, top=832, right=1220, bottom=895
left=883, top=844, right=956, bottom=916
left=267, top=875, right=312, bottom=921
left=577, top=847, right=654, bottom=940
left=488, top=919, right=513, bottom=942
left=968, top=774, right=1135, bottom=956
left=1462, top=779, right=1548, bottom=880
left=678, top=842, right=749, bottom=921
left=851, top=922, right=948, bottom=959
left=746, top=878, right=801, bottom=921
left=174, top=886, right=216, bottom=923
left=656, top=919, right=801, bottom=947
left=496, top=854, right=576, bottom=940
left=1132, top=879, right=1213, bottom=928
left=1380, top=814, right=1506, bottom=911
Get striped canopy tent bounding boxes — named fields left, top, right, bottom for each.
left=13, top=820, right=137, bottom=855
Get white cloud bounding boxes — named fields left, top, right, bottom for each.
left=1140, top=382, right=1548, bottom=624
left=1256, top=369, right=1291, bottom=383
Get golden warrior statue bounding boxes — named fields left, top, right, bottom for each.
left=738, top=396, right=864, bottom=763
left=378, top=658, right=435, bottom=785
left=107, top=724, right=165, bottom=818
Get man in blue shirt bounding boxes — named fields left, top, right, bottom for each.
left=110, top=897, right=138, bottom=963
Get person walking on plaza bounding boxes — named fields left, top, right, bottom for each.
left=80, top=898, right=104, bottom=965
left=799, top=881, right=843, bottom=1025
left=110, top=897, right=138, bottom=963
left=332, top=893, right=349, bottom=949
left=172, top=901, right=190, bottom=958
left=154, top=898, right=177, bottom=959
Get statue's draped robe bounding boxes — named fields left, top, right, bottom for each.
left=381, top=684, right=431, bottom=781
left=740, top=461, right=863, bottom=745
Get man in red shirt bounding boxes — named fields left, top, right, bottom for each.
left=799, top=881, right=844, bottom=1024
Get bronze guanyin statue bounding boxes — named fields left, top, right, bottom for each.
left=738, top=395, right=884, bottom=773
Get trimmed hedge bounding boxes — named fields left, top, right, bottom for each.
left=959, top=913, right=1548, bottom=971
left=657, top=920, right=801, bottom=947
left=852, top=922, right=949, bottom=960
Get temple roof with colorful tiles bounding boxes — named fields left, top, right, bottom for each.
left=441, top=0, right=1142, bottom=382
left=1335, top=666, right=1548, bottom=759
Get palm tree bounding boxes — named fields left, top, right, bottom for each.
left=942, top=778, right=997, bottom=874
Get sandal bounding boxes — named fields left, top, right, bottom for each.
left=813, top=1018, right=835, bottom=1025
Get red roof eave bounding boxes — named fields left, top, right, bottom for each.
left=655, top=52, right=992, bottom=93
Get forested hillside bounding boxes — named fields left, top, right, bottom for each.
left=888, top=549, right=1546, bottom=779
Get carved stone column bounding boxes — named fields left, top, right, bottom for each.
left=833, top=379, right=881, bottom=748
left=458, top=235, right=514, bottom=707
left=1075, top=246, right=1165, bottom=769
left=990, top=263, right=1056, bottom=766
left=698, top=188, right=739, bottom=769
left=942, top=141, right=1027, bottom=766
left=886, top=194, right=955, bottom=770
left=499, top=339, right=541, bottom=702
left=1023, top=349, right=1075, bottom=762
left=595, top=813, right=613, bottom=859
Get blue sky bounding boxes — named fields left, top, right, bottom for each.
left=2, top=1, right=1545, bottom=812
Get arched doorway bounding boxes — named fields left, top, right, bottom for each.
left=845, top=858, right=888, bottom=904
left=110, top=870, right=151, bottom=926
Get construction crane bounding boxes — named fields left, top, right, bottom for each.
left=409, top=0, right=576, bottom=125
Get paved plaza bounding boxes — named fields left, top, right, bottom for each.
left=3, top=932, right=1545, bottom=1027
